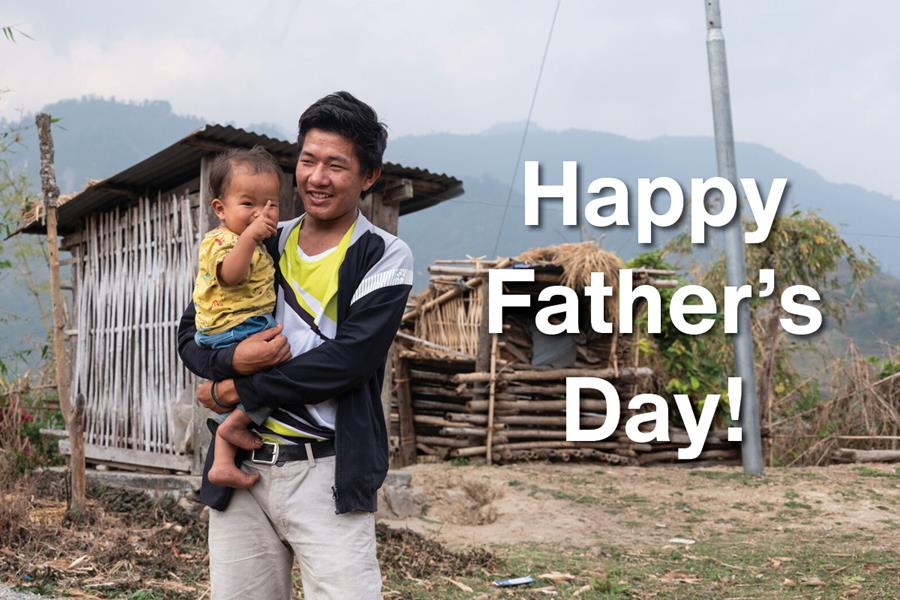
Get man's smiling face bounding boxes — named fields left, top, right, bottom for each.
left=295, top=128, right=380, bottom=226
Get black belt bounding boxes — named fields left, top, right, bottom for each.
left=249, top=439, right=335, bottom=466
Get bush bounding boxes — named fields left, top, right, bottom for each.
left=0, top=384, right=63, bottom=482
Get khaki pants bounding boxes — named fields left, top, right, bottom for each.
left=208, top=454, right=381, bottom=599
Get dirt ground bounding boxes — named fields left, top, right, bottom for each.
left=382, top=462, right=900, bottom=552
left=379, top=462, right=900, bottom=598
left=2, top=463, right=898, bottom=598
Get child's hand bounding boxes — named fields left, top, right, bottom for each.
left=243, top=201, right=278, bottom=243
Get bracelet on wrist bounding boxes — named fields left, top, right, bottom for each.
left=210, top=381, right=232, bottom=410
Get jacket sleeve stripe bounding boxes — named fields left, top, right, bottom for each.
left=350, top=267, right=413, bottom=305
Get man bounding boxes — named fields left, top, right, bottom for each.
left=177, top=91, right=413, bottom=599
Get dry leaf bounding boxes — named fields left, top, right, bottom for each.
left=442, top=577, right=474, bottom=593
left=802, top=576, right=825, bottom=587
left=668, top=537, right=696, bottom=545
left=538, top=571, right=577, bottom=583
left=68, top=555, right=90, bottom=569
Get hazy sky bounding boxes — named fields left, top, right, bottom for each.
left=3, top=1, right=899, bottom=198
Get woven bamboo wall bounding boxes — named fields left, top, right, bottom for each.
left=70, top=193, right=199, bottom=458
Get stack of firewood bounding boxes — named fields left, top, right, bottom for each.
left=390, top=244, right=740, bottom=466
left=390, top=354, right=739, bottom=465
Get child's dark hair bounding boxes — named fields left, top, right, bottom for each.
left=209, top=145, right=282, bottom=199
left=297, top=91, right=388, bottom=175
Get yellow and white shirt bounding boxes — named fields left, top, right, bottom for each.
left=255, top=218, right=356, bottom=444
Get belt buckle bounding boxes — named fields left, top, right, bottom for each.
left=251, top=442, right=279, bottom=465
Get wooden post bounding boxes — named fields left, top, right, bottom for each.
left=486, top=333, right=499, bottom=465
left=36, top=113, right=86, bottom=516
left=394, top=356, right=417, bottom=466
left=279, top=168, right=300, bottom=220
left=473, top=261, right=493, bottom=458
left=191, top=155, right=216, bottom=475
left=368, top=188, right=403, bottom=461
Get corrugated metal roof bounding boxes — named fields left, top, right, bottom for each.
left=18, top=124, right=463, bottom=235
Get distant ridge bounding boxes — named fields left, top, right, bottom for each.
left=1, top=96, right=898, bottom=368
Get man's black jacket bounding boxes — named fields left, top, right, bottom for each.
left=177, top=212, right=413, bottom=514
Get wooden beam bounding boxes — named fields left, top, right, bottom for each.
left=382, top=178, right=414, bottom=204
left=59, top=439, right=192, bottom=473
left=279, top=170, right=300, bottom=220
left=369, top=190, right=399, bottom=235
left=454, top=366, right=654, bottom=384
left=395, top=356, right=417, bottom=467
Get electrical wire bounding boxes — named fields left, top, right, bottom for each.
left=490, top=0, right=562, bottom=258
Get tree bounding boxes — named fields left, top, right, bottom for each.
left=665, top=210, right=875, bottom=460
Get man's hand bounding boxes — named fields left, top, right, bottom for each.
left=196, top=379, right=239, bottom=414
left=232, top=324, right=292, bottom=375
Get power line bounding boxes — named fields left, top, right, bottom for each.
left=491, top=0, right=562, bottom=258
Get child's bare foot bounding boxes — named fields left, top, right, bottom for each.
left=218, top=412, right=264, bottom=451
left=208, top=462, right=260, bottom=488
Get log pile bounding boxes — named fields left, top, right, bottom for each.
left=390, top=243, right=741, bottom=466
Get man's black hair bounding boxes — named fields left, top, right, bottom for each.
left=297, top=91, right=388, bottom=175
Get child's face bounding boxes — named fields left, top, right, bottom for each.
left=212, top=164, right=281, bottom=235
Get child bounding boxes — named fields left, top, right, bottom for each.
left=192, top=146, right=281, bottom=488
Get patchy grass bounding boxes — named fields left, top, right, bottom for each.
left=5, top=463, right=900, bottom=598
left=687, top=469, right=770, bottom=487
left=855, top=466, right=900, bottom=479
left=519, top=482, right=602, bottom=506
left=381, top=532, right=899, bottom=599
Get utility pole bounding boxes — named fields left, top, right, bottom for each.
left=703, top=0, right=764, bottom=474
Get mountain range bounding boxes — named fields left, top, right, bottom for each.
left=1, top=97, right=898, bottom=370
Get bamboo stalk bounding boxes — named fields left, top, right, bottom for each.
left=451, top=440, right=626, bottom=457
left=486, top=333, right=498, bottom=465
left=453, top=366, right=653, bottom=383
left=466, top=399, right=607, bottom=412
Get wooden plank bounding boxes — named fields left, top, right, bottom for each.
left=279, top=169, right=300, bottom=220
left=59, top=439, right=192, bottom=473
left=383, top=178, right=413, bottom=204
left=395, top=356, right=417, bottom=467
left=454, top=366, right=653, bottom=383
left=369, top=190, right=399, bottom=235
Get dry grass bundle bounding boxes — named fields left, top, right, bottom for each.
left=770, top=344, right=900, bottom=465
left=517, top=241, right=625, bottom=371
left=516, top=241, right=623, bottom=290
left=516, top=241, right=624, bottom=325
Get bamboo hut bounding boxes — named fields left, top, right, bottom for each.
left=391, top=242, right=740, bottom=466
left=16, top=124, right=463, bottom=475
